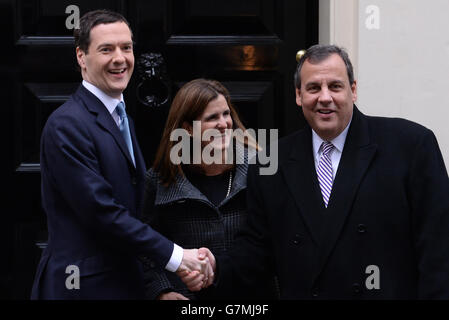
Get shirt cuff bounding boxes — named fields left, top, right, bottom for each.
left=165, top=243, right=183, bottom=272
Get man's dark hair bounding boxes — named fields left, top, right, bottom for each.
left=74, top=9, right=132, bottom=53
left=294, top=44, right=355, bottom=89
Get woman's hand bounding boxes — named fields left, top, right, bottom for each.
left=157, top=291, right=189, bottom=300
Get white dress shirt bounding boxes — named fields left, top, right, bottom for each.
left=312, top=116, right=352, bottom=181
left=82, top=80, right=183, bottom=272
left=82, top=80, right=124, bottom=126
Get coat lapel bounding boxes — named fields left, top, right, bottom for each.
left=313, top=107, right=377, bottom=279
left=281, top=128, right=326, bottom=245
left=154, top=145, right=253, bottom=207
left=75, top=85, right=137, bottom=170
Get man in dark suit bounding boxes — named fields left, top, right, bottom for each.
left=187, top=44, right=449, bottom=299
left=31, top=9, right=211, bottom=300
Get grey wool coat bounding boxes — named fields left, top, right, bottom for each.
left=141, top=147, right=277, bottom=300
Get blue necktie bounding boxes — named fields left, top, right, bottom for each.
left=115, top=102, right=135, bottom=166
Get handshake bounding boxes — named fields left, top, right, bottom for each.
left=176, top=248, right=216, bottom=292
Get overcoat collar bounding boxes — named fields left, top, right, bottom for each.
left=154, top=145, right=254, bottom=208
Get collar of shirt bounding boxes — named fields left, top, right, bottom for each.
left=82, top=80, right=124, bottom=126
left=312, top=116, right=352, bottom=158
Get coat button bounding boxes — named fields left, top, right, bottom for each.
left=312, top=287, right=319, bottom=297
left=131, top=177, right=137, bottom=185
left=352, top=283, right=361, bottom=293
left=357, top=224, right=366, bottom=233
left=293, top=234, right=302, bottom=245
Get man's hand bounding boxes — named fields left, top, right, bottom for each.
left=177, top=248, right=209, bottom=275
left=198, top=247, right=216, bottom=285
left=177, top=247, right=216, bottom=291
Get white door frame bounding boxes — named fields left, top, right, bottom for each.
left=319, top=0, right=359, bottom=79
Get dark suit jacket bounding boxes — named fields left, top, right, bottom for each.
left=217, top=106, right=449, bottom=299
left=31, top=85, right=174, bottom=299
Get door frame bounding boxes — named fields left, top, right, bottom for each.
left=319, top=0, right=359, bottom=79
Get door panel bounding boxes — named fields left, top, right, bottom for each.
left=4, top=0, right=318, bottom=298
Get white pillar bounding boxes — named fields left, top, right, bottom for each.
left=319, top=0, right=359, bottom=80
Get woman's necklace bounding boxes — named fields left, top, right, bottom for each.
left=226, top=171, right=233, bottom=198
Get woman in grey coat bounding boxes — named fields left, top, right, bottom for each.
left=141, top=79, right=277, bottom=300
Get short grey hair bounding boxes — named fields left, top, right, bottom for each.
left=294, top=44, right=355, bottom=89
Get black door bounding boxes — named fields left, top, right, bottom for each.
left=2, top=0, right=318, bottom=299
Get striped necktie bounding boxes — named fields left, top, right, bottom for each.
left=115, top=102, right=135, bottom=166
left=317, top=141, right=334, bottom=207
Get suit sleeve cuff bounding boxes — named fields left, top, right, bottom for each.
left=165, top=243, right=183, bottom=272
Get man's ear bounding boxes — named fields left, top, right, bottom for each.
left=76, top=47, right=86, bottom=70
left=295, top=88, right=302, bottom=107
left=351, top=80, right=358, bottom=102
